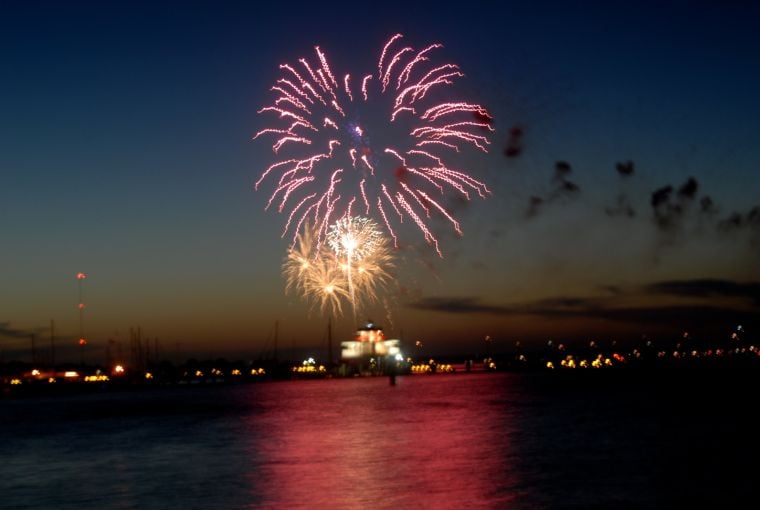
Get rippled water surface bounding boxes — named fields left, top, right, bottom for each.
left=1, top=371, right=757, bottom=509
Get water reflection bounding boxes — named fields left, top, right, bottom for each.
left=3, top=371, right=757, bottom=508
left=246, top=375, right=521, bottom=509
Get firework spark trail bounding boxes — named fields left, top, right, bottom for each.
left=255, top=34, right=493, bottom=255
left=328, top=216, right=383, bottom=262
left=283, top=224, right=349, bottom=317
left=327, top=216, right=384, bottom=316
left=285, top=219, right=394, bottom=318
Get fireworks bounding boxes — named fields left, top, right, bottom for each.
left=255, top=34, right=493, bottom=256
left=283, top=218, right=394, bottom=318
left=283, top=224, right=348, bottom=317
left=327, top=216, right=388, bottom=312
left=327, top=216, right=383, bottom=262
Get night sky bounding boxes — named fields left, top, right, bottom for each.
left=2, top=1, right=759, bottom=361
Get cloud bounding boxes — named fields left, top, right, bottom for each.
left=408, top=278, right=760, bottom=333
left=0, top=322, right=32, bottom=339
left=600, top=285, right=624, bottom=295
left=408, top=295, right=606, bottom=317
left=409, top=296, right=511, bottom=314
left=408, top=294, right=757, bottom=329
left=572, top=304, right=758, bottom=329
left=646, top=279, right=760, bottom=305
left=526, top=296, right=602, bottom=311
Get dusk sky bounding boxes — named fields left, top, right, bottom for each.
left=2, top=1, right=759, bottom=361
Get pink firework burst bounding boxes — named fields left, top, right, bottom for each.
left=254, top=33, right=493, bottom=256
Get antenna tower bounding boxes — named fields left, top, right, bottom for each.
left=76, top=272, right=87, bottom=364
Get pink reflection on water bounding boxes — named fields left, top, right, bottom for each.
left=247, top=374, right=521, bottom=508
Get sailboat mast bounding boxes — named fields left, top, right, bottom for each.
left=50, top=319, right=55, bottom=367
left=327, top=316, right=333, bottom=366
left=274, top=320, right=279, bottom=362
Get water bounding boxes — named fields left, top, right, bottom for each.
left=1, top=371, right=757, bottom=509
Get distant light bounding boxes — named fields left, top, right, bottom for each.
left=76, top=272, right=87, bottom=280
left=10, top=378, right=22, bottom=385
left=31, top=369, right=40, bottom=376
left=114, top=365, right=125, bottom=374
left=145, top=372, right=154, bottom=380
left=64, top=371, right=79, bottom=378
left=78, top=338, right=87, bottom=345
